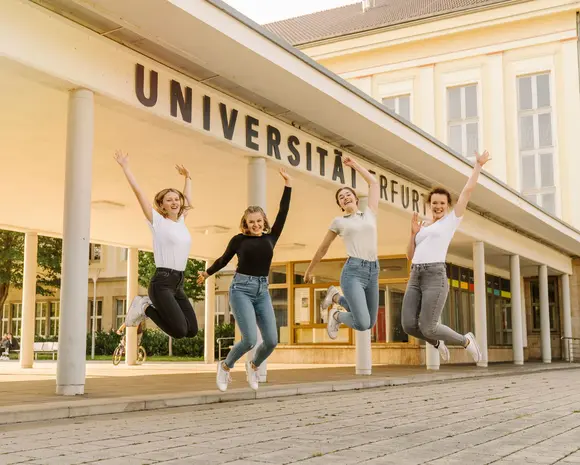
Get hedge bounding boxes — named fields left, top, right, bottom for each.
left=84, top=323, right=235, bottom=358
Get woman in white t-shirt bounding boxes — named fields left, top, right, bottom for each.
left=114, top=150, right=198, bottom=339
left=305, top=156, right=379, bottom=339
left=402, top=150, right=490, bottom=363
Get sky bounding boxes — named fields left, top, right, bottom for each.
left=222, top=0, right=359, bottom=24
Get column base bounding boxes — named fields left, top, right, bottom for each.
left=514, top=361, right=524, bottom=366
left=477, top=361, right=488, bottom=368
left=426, top=365, right=440, bottom=371
left=20, top=362, right=33, bottom=369
left=543, top=359, right=552, bottom=364
left=356, top=369, right=372, bottom=375
left=56, top=384, right=85, bottom=396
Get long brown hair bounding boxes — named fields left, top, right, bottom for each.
left=153, top=188, right=191, bottom=218
left=239, top=206, right=271, bottom=235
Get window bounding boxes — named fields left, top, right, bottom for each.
left=11, top=303, right=22, bottom=337
left=517, top=73, right=556, bottom=214
left=89, top=243, right=102, bottom=262
left=447, top=84, right=479, bottom=158
left=87, top=300, right=103, bottom=332
left=115, top=298, right=126, bottom=330
left=382, top=94, right=411, bottom=121
left=269, top=264, right=287, bottom=285
left=49, top=302, right=60, bottom=337
left=271, top=289, right=289, bottom=344
left=215, top=293, right=229, bottom=325
left=35, top=302, right=48, bottom=337
left=531, top=277, right=559, bottom=332
left=1, top=305, right=9, bottom=335
left=486, top=275, right=512, bottom=346
left=444, top=264, right=475, bottom=336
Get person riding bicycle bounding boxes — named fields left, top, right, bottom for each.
left=116, top=321, right=145, bottom=347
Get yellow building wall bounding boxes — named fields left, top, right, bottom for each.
left=307, top=10, right=580, bottom=229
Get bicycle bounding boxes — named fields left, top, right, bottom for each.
left=112, top=336, right=146, bottom=366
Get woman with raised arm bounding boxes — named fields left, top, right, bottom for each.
left=115, top=150, right=198, bottom=340
left=402, top=150, right=491, bottom=364
left=305, top=156, right=380, bottom=340
left=198, top=168, right=292, bottom=392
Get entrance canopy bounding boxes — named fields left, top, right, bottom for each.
left=0, top=0, right=577, bottom=276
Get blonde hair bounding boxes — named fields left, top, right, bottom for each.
left=240, top=206, right=271, bottom=235
left=153, top=188, right=191, bottom=218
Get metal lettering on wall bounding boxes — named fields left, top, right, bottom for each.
left=135, top=63, right=426, bottom=215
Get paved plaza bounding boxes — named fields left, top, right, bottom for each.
left=1, top=367, right=580, bottom=464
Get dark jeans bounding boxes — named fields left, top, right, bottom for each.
left=402, top=263, right=466, bottom=346
left=145, top=268, right=198, bottom=339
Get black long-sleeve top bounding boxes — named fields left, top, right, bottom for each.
left=207, top=186, right=291, bottom=277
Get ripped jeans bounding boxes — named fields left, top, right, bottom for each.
left=223, top=273, right=278, bottom=369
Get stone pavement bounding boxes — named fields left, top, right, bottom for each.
left=1, top=361, right=579, bottom=426
left=1, top=368, right=580, bottom=464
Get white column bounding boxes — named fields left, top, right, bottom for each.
left=20, top=232, right=38, bottom=369
left=561, top=274, right=572, bottom=361
left=539, top=265, right=551, bottom=363
left=509, top=255, right=524, bottom=365
left=473, top=242, right=488, bottom=367
left=426, top=343, right=440, bottom=370
left=520, top=277, right=528, bottom=348
left=356, top=196, right=373, bottom=375
left=125, top=248, right=139, bottom=366
left=247, top=156, right=267, bottom=382
left=355, top=330, right=372, bottom=375
left=56, top=89, right=94, bottom=396
left=204, top=260, right=216, bottom=364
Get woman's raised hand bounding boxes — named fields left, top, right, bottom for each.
left=411, top=212, right=422, bottom=235
left=114, top=150, right=129, bottom=168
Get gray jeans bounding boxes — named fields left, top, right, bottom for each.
left=402, top=263, right=466, bottom=347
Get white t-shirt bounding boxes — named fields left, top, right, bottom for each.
left=148, top=209, right=191, bottom=271
left=412, top=210, right=462, bottom=264
left=329, top=208, right=377, bottom=262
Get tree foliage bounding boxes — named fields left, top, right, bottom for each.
left=0, top=231, right=62, bottom=309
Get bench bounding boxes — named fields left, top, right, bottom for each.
left=33, top=342, right=58, bottom=360
left=0, top=342, right=58, bottom=360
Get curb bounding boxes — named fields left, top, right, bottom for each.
left=1, top=364, right=578, bottom=426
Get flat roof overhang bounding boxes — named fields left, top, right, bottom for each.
left=27, top=0, right=580, bottom=260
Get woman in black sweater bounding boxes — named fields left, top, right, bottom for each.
left=198, top=168, right=292, bottom=392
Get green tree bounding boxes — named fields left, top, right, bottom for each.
left=138, top=251, right=206, bottom=302
left=0, top=231, right=62, bottom=310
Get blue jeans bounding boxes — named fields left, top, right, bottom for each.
left=337, top=257, right=379, bottom=331
left=224, top=273, right=278, bottom=369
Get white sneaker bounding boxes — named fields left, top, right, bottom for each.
left=321, top=286, right=340, bottom=312
left=126, top=296, right=146, bottom=326
left=327, top=308, right=341, bottom=340
left=216, top=362, right=231, bottom=392
left=464, top=332, right=482, bottom=363
left=436, top=341, right=449, bottom=361
left=245, top=361, right=259, bottom=391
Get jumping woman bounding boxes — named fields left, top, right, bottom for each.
left=198, top=168, right=292, bottom=392
left=114, top=150, right=198, bottom=340
left=305, top=156, right=379, bottom=340
left=402, top=150, right=491, bottom=364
